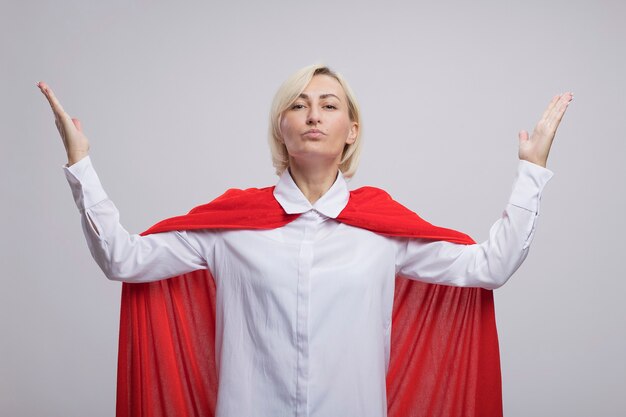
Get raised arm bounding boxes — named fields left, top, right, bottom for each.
left=395, top=160, right=552, bottom=289
left=39, top=82, right=210, bottom=282
left=396, top=92, right=573, bottom=289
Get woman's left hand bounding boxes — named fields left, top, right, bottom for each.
left=518, top=92, right=573, bottom=168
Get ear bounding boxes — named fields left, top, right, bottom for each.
left=346, top=122, right=359, bottom=145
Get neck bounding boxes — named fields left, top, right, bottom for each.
left=288, top=158, right=340, bottom=205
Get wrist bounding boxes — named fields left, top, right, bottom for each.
left=67, top=152, right=89, bottom=166
left=518, top=154, right=547, bottom=168
left=522, top=159, right=546, bottom=168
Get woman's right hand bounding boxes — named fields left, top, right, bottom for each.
left=38, top=81, right=90, bottom=166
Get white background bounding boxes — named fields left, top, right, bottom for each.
left=1, top=0, right=625, bottom=416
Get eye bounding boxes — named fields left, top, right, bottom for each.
left=324, top=105, right=337, bottom=110
left=290, top=103, right=305, bottom=110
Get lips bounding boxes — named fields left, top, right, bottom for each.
left=303, top=129, right=325, bottom=138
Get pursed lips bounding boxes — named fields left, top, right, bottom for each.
left=302, top=129, right=325, bottom=138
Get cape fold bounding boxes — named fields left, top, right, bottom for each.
left=117, top=186, right=502, bottom=417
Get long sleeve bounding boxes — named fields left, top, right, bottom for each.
left=63, top=156, right=211, bottom=282
left=395, top=160, right=554, bottom=289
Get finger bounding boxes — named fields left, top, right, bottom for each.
left=72, top=118, right=83, bottom=132
left=518, top=130, right=529, bottom=143
left=540, top=95, right=561, bottom=122
left=537, top=93, right=572, bottom=137
left=38, top=82, right=77, bottom=133
left=55, top=119, right=67, bottom=141
left=546, top=92, right=573, bottom=129
left=551, top=92, right=573, bottom=126
left=38, top=82, right=71, bottom=122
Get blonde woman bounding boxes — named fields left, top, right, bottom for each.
left=38, top=65, right=572, bottom=417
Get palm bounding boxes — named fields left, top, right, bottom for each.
left=518, top=92, right=573, bottom=167
left=38, top=81, right=90, bottom=164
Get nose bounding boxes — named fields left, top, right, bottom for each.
left=306, top=106, right=321, bottom=125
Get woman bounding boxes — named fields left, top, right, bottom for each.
left=38, top=64, right=572, bottom=417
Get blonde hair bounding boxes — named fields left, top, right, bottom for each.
left=268, top=64, right=362, bottom=178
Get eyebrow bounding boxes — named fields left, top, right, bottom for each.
left=298, top=93, right=342, bottom=101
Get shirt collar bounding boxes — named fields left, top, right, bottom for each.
left=273, top=169, right=350, bottom=219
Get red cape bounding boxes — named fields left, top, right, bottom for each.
left=116, top=186, right=502, bottom=417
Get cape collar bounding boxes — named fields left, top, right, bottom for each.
left=272, top=168, right=349, bottom=219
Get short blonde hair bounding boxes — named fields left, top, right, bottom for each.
left=268, top=64, right=362, bottom=178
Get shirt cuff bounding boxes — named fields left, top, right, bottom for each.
left=508, top=160, right=554, bottom=213
left=63, top=155, right=109, bottom=211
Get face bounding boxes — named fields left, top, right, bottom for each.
left=279, top=74, right=358, bottom=168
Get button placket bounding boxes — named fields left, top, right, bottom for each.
left=295, top=212, right=317, bottom=417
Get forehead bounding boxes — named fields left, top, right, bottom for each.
left=301, top=74, right=346, bottom=100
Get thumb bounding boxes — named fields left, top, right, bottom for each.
left=518, top=130, right=529, bottom=143
left=72, top=118, right=82, bottom=132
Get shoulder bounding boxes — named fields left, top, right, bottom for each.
left=213, top=186, right=276, bottom=201
left=188, top=186, right=276, bottom=214
left=349, top=186, right=395, bottom=202
left=343, top=186, right=475, bottom=244
left=141, top=185, right=289, bottom=236
left=346, top=185, right=418, bottom=216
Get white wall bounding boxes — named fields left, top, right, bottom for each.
left=1, top=0, right=624, bottom=416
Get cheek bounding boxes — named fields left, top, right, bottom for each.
left=279, top=115, right=296, bottom=140
left=335, top=117, right=354, bottom=139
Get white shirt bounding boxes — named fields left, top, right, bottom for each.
left=64, top=157, right=553, bottom=417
